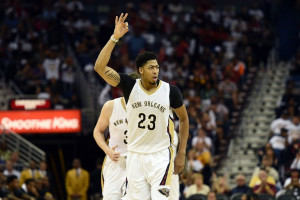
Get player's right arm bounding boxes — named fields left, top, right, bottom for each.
left=93, top=100, right=120, bottom=162
left=94, top=13, right=129, bottom=87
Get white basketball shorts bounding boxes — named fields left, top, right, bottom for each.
left=125, top=147, right=174, bottom=200
left=102, top=155, right=127, bottom=200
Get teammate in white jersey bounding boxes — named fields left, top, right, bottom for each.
left=93, top=97, right=128, bottom=200
left=94, top=13, right=189, bottom=200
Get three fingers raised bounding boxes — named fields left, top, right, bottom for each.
left=115, top=13, right=128, bottom=24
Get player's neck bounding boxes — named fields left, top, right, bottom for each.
left=140, top=79, right=159, bottom=91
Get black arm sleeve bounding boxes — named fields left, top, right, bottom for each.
left=116, top=73, right=136, bottom=103
left=170, top=85, right=183, bottom=109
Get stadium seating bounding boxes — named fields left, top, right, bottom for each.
left=277, top=194, right=297, bottom=200
left=230, top=193, right=243, bottom=200
left=188, top=194, right=207, bottom=200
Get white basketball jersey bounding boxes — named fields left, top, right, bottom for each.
left=108, top=97, right=128, bottom=154
left=126, top=79, right=173, bottom=153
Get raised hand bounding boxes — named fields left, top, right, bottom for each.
left=113, top=13, right=129, bottom=40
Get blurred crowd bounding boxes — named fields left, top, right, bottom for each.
left=0, top=0, right=81, bottom=109
left=0, top=141, right=54, bottom=200
left=3, top=0, right=299, bottom=199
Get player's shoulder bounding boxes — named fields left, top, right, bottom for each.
left=102, top=100, right=115, bottom=112
left=169, top=84, right=181, bottom=93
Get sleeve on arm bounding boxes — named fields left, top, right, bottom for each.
left=116, top=73, right=136, bottom=103
left=170, top=85, right=183, bottom=109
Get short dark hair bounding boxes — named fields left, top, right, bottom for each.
left=25, top=178, right=35, bottom=185
left=135, top=51, right=157, bottom=70
left=7, top=175, right=17, bottom=184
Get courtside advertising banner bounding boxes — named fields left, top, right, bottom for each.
left=0, top=110, right=81, bottom=134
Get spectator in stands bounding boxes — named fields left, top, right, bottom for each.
left=283, top=169, right=300, bottom=191
left=42, top=48, right=61, bottom=84
left=249, top=168, right=276, bottom=189
left=218, top=76, right=238, bottom=113
left=44, top=192, right=55, bottom=200
left=277, top=86, right=300, bottom=118
left=251, top=156, right=279, bottom=183
left=0, top=141, right=11, bottom=163
left=201, top=112, right=217, bottom=141
left=4, top=160, right=21, bottom=179
left=290, top=51, right=300, bottom=75
left=0, top=170, right=8, bottom=198
left=200, top=83, right=218, bottom=105
left=180, top=171, right=194, bottom=198
left=126, top=27, right=148, bottom=60
left=195, top=140, right=212, bottom=167
left=89, top=159, right=102, bottom=200
left=244, top=193, right=259, bottom=200
left=9, top=151, right=23, bottom=171
left=241, top=194, right=247, bottom=200
left=61, top=56, right=76, bottom=98
left=65, top=158, right=89, bottom=200
left=187, top=149, right=204, bottom=173
left=184, top=173, right=210, bottom=198
left=207, top=191, right=217, bottom=200
left=37, top=161, right=47, bottom=178
left=231, top=174, right=252, bottom=195
left=270, top=112, right=290, bottom=136
left=37, top=176, right=54, bottom=200
left=211, top=174, right=231, bottom=196
left=35, top=177, right=47, bottom=199
left=252, top=169, right=276, bottom=196
left=97, top=83, right=112, bottom=107
left=290, top=148, right=300, bottom=170
left=287, top=116, right=300, bottom=145
left=192, top=128, right=212, bottom=151
left=21, top=178, right=40, bottom=199
left=5, top=175, right=34, bottom=200
left=269, top=128, right=289, bottom=168
left=36, top=85, right=51, bottom=99
left=195, top=140, right=212, bottom=185
left=20, top=160, right=41, bottom=186
left=261, top=144, right=278, bottom=169
left=66, top=0, right=84, bottom=12
left=37, top=161, right=53, bottom=188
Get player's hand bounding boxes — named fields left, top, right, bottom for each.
left=108, top=145, right=121, bottom=162
left=173, top=152, right=186, bottom=175
left=113, top=13, right=129, bottom=40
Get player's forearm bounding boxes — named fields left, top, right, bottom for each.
left=93, top=130, right=111, bottom=155
left=94, top=36, right=117, bottom=76
left=177, top=116, right=189, bottom=155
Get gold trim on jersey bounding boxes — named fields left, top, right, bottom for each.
left=160, top=146, right=174, bottom=186
left=166, top=146, right=174, bottom=185
left=101, top=156, right=107, bottom=191
left=138, top=80, right=162, bottom=95
left=168, top=117, right=175, bottom=146
left=121, top=97, right=126, bottom=111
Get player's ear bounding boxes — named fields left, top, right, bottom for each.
left=139, top=67, right=143, bottom=74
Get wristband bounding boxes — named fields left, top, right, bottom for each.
left=110, top=35, right=119, bottom=43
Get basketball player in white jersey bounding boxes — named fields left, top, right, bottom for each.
left=94, top=13, right=189, bottom=200
left=93, top=97, right=128, bottom=200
